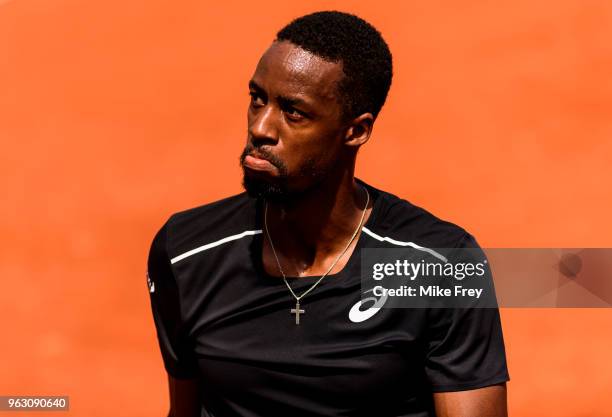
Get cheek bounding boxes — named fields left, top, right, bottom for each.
left=295, top=140, right=342, bottom=174
left=277, top=123, right=344, bottom=171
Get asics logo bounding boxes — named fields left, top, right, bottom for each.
left=348, top=288, right=388, bottom=323
left=147, top=271, right=155, bottom=293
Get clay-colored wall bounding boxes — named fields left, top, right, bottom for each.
left=1, top=1, right=610, bottom=415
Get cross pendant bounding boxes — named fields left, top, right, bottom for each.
left=290, top=301, right=305, bottom=325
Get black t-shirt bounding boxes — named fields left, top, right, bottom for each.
left=147, top=179, right=509, bottom=417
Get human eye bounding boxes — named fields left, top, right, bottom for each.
left=286, top=107, right=303, bottom=120
left=249, top=91, right=265, bottom=107
left=282, top=104, right=309, bottom=122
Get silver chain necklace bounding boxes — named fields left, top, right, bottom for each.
left=263, top=185, right=370, bottom=325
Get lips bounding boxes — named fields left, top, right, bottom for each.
left=243, top=153, right=277, bottom=173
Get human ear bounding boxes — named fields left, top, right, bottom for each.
left=344, top=113, right=374, bottom=148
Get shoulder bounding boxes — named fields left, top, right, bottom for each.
left=157, top=191, right=259, bottom=260
left=363, top=181, right=476, bottom=249
left=169, top=191, right=256, bottom=230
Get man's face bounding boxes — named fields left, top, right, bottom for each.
left=240, top=41, right=347, bottom=202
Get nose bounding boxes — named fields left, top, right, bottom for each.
left=248, top=104, right=279, bottom=146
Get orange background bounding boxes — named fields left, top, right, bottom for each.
left=1, top=0, right=611, bottom=416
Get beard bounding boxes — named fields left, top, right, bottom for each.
left=239, top=144, right=330, bottom=203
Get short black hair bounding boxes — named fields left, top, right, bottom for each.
left=276, top=11, right=393, bottom=120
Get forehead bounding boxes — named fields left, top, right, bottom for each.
left=251, top=41, right=344, bottom=104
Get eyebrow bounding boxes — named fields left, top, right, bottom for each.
left=248, top=80, right=311, bottom=109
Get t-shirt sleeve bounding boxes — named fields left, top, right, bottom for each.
left=424, top=232, right=510, bottom=392
left=147, top=220, right=198, bottom=379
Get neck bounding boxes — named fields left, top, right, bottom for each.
left=264, top=169, right=371, bottom=272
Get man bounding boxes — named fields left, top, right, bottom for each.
left=147, top=11, right=509, bottom=417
